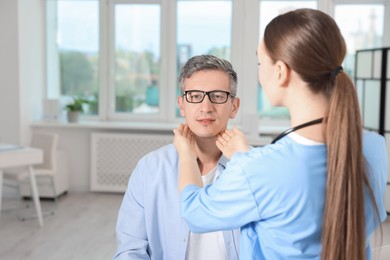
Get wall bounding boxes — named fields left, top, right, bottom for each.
left=18, top=0, right=44, bottom=144
left=0, top=1, right=21, bottom=144
left=0, top=0, right=43, bottom=145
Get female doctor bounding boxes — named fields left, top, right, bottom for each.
left=173, top=8, right=387, bottom=260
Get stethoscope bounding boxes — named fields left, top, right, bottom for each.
left=271, top=118, right=324, bottom=144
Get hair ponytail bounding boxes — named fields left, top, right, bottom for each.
left=321, top=73, right=366, bottom=259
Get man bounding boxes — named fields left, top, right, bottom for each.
left=114, top=55, right=240, bottom=260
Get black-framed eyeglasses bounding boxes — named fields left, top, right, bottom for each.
left=182, top=90, right=234, bottom=104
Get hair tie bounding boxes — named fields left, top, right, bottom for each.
left=330, top=66, right=343, bottom=78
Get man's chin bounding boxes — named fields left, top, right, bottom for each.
left=188, top=124, right=224, bottom=139
left=192, top=131, right=219, bottom=139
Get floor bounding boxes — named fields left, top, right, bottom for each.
left=0, top=192, right=389, bottom=260
left=372, top=216, right=390, bottom=259
left=0, top=192, right=122, bottom=260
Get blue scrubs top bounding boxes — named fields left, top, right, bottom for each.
left=181, top=131, right=388, bottom=259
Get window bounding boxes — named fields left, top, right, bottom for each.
left=177, top=1, right=232, bottom=64
left=44, top=0, right=389, bottom=126
left=46, top=0, right=99, bottom=115
left=258, top=1, right=317, bottom=120
left=112, top=4, right=161, bottom=115
left=176, top=0, right=232, bottom=116
left=334, top=4, right=385, bottom=78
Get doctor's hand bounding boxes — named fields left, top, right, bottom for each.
left=173, top=124, right=197, bottom=160
left=216, top=126, right=250, bottom=160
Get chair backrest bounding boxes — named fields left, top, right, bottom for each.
left=30, top=133, right=58, bottom=171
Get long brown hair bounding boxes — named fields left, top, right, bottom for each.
left=263, top=9, right=378, bottom=259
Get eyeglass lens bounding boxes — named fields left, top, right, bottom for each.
left=185, top=90, right=230, bottom=104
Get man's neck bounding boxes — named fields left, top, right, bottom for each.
left=194, top=138, right=222, bottom=176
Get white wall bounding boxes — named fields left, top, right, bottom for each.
left=18, top=0, right=44, bottom=144
left=0, top=0, right=43, bottom=145
left=0, top=1, right=21, bottom=144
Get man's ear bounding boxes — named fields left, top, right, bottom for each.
left=229, top=97, right=240, bottom=119
left=274, top=60, right=290, bottom=87
left=178, top=95, right=185, bottom=117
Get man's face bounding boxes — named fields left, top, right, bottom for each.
left=178, top=70, right=240, bottom=139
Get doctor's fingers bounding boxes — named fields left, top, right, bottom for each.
left=216, top=138, right=227, bottom=152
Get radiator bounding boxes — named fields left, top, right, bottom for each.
left=90, top=133, right=173, bottom=192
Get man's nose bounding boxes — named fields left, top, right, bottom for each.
left=199, top=94, right=214, bottom=110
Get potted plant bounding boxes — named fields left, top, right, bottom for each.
left=65, top=97, right=89, bottom=123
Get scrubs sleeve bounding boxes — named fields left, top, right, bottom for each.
left=376, top=135, right=388, bottom=223
left=181, top=153, right=261, bottom=233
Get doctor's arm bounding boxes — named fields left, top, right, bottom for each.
left=173, top=124, right=203, bottom=191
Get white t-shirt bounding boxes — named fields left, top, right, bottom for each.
left=185, top=166, right=228, bottom=260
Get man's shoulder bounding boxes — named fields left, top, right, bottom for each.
left=143, top=142, right=176, bottom=156
left=131, top=143, right=179, bottom=189
left=139, top=143, right=177, bottom=164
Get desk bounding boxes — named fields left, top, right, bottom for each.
left=0, top=146, right=44, bottom=227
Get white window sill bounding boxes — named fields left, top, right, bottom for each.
left=31, top=120, right=178, bottom=132
left=31, top=119, right=277, bottom=146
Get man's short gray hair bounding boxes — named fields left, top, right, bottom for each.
left=178, top=55, right=238, bottom=97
